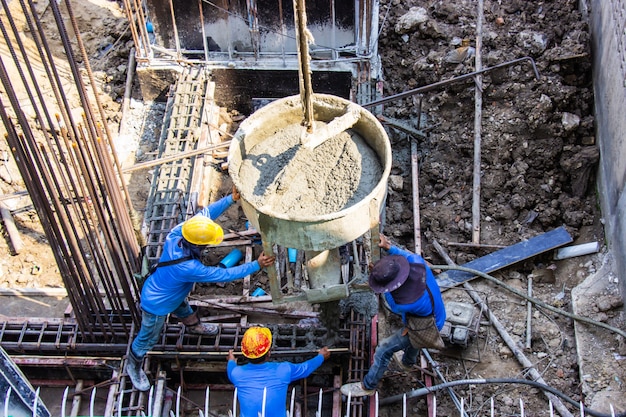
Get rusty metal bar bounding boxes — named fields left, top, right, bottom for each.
left=362, top=57, right=540, bottom=109
left=471, top=0, right=485, bottom=245
left=0, top=0, right=143, bottom=338
left=168, top=0, right=183, bottom=61
left=294, top=0, right=314, bottom=131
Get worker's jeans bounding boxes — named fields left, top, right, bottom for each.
left=362, top=328, right=419, bottom=390
left=131, top=301, right=194, bottom=359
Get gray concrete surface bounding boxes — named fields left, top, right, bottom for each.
left=589, top=0, right=626, bottom=301
left=0, top=293, right=68, bottom=319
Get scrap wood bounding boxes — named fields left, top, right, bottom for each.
left=190, top=297, right=318, bottom=319
left=1, top=204, right=24, bottom=254
left=209, top=294, right=273, bottom=304
left=379, top=115, right=429, bottom=139
left=121, top=141, right=231, bottom=173
left=225, top=229, right=258, bottom=238
left=201, top=313, right=242, bottom=322
left=215, top=239, right=254, bottom=247
left=436, top=226, right=573, bottom=289
left=526, top=276, right=533, bottom=349
left=411, top=140, right=422, bottom=255
left=445, top=241, right=505, bottom=250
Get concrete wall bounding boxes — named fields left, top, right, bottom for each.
left=588, top=0, right=626, bottom=299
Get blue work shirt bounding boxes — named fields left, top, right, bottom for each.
left=383, top=246, right=447, bottom=330
left=140, top=195, right=261, bottom=315
left=227, top=354, right=324, bottom=417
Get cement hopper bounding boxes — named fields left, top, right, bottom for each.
left=228, top=93, right=391, bottom=302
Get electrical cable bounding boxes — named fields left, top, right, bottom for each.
left=431, top=264, right=626, bottom=340
left=378, top=377, right=626, bottom=417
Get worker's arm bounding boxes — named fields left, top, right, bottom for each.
left=180, top=252, right=274, bottom=284
left=287, top=348, right=328, bottom=382
left=226, top=350, right=238, bottom=381
left=198, top=185, right=240, bottom=220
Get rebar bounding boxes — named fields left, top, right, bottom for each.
left=362, top=57, right=540, bottom=109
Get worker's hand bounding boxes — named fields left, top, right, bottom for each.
left=232, top=186, right=241, bottom=201
left=257, top=252, right=276, bottom=268
left=378, top=233, right=391, bottom=251
left=318, top=346, right=330, bottom=360
left=227, top=349, right=236, bottom=362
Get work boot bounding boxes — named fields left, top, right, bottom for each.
left=393, top=351, right=413, bottom=372
left=126, top=351, right=150, bottom=392
left=181, top=312, right=219, bottom=335
left=340, top=382, right=375, bottom=397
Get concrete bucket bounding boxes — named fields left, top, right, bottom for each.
left=228, top=94, right=391, bottom=302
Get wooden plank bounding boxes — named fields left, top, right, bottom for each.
left=436, top=226, right=572, bottom=289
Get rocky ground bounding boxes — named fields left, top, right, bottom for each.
left=1, top=0, right=625, bottom=416
left=373, top=0, right=625, bottom=415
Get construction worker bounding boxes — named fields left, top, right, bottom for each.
left=226, top=326, right=330, bottom=417
left=126, top=188, right=276, bottom=392
left=340, top=233, right=446, bottom=397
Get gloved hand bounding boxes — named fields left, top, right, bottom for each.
left=257, top=251, right=275, bottom=267
left=232, top=185, right=241, bottom=201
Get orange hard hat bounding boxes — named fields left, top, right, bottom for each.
left=181, top=216, right=224, bottom=245
left=241, top=327, right=272, bottom=359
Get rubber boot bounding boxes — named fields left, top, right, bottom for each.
left=126, top=350, right=150, bottom=391
left=181, top=312, right=218, bottom=335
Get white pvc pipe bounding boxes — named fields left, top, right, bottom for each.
left=33, top=387, right=40, bottom=417
left=89, top=387, right=96, bottom=417
left=62, top=387, right=69, bottom=417
left=204, top=386, right=209, bottom=417
left=316, top=388, right=322, bottom=417
left=5, top=387, right=11, bottom=417
left=554, top=242, right=599, bottom=260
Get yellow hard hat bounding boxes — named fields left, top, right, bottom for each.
left=241, top=327, right=272, bottom=359
left=181, top=216, right=224, bottom=245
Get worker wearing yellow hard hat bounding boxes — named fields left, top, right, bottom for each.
left=181, top=216, right=225, bottom=245
left=227, top=326, right=330, bottom=417
left=126, top=187, right=275, bottom=392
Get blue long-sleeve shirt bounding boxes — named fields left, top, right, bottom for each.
left=227, top=354, right=324, bottom=417
left=383, top=246, right=447, bottom=330
left=140, top=195, right=261, bottom=315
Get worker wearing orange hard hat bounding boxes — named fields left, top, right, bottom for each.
left=227, top=326, right=330, bottom=417
left=127, top=188, right=275, bottom=392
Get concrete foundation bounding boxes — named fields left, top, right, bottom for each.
left=589, top=0, right=626, bottom=301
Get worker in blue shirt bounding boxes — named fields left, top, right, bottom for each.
left=227, top=326, right=330, bottom=417
left=126, top=189, right=275, bottom=392
left=341, top=233, right=446, bottom=397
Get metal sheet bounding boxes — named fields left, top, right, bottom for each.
left=436, top=226, right=573, bottom=289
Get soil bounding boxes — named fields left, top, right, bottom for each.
left=1, top=0, right=625, bottom=416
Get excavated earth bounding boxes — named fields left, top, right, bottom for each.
left=1, top=0, right=626, bottom=416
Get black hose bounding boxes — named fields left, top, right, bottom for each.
left=379, top=378, right=625, bottom=417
